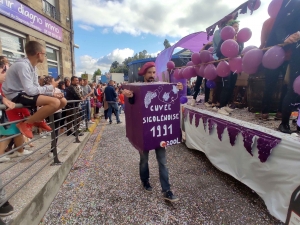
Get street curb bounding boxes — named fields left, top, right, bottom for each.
left=9, top=128, right=96, bottom=225
left=88, top=118, right=101, bottom=133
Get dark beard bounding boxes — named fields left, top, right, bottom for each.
left=146, top=77, right=155, bottom=82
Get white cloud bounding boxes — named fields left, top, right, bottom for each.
left=102, top=28, right=109, bottom=34
left=75, top=48, right=134, bottom=76
left=73, top=0, right=272, bottom=48
left=78, top=24, right=95, bottom=31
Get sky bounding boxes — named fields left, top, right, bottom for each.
left=72, top=0, right=271, bottom=76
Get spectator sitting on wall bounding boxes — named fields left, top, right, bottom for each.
left=2, top=41, right=67, bottom=139
left=0, top=56, right=32, bottom=162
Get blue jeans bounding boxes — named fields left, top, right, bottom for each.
left=108, top=102, right=120, bottom=123
left=83, top=100, right=91, bottom=121
left=139, top=147, right=170, bottom=192
left=119, top=104, right=124, bottom=114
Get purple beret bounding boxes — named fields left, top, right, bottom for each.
left=138, top=62, right=155, bottom=76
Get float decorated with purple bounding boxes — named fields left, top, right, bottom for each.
left=123, top=82, right=181, bottom=151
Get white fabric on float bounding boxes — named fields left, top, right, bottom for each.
left=183, top=105, right=300, bottom=222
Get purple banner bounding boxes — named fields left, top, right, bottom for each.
left=0, top=0, right=63, bottom=42
left=155, top=32, right=212, bottom=81
left=124, top=83, right=181, bottom=151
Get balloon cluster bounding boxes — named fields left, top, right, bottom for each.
left=166, top=0, right=285, bottom=80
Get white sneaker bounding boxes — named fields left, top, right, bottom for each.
left=9, top=150, right=32, bottom=158
left=191, top=99, right=196, bottom=106
left=0, top=156, right=10, bottom=163
left=45, top=132, right=51, bottom=136
left=224, top=106, right=234, bottom=113
left=218, top=108, right=230, bottom=116
left=204, top=102, right=212, bottom=107
left=88, top=120, right=95, bottom=124
left=48, top=152, right=53, bottom=158
left=212, top=107, right=218, bottom=112
left=40, top=132, right=47, bottom=139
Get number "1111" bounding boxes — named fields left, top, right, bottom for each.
left=150, top=125, right=172, bottom=137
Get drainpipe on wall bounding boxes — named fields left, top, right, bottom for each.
left=68, top=0, right=75, bottom=76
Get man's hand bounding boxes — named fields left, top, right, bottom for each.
left=122, top=89, right=133, bottom=98
left=53, top=93, right=64, bottom=99
left=52, top=79, right=60, bottom=88
left=3, top=97, right=15, bottom=110
left=284, top=32, right=300, bottom=44
left=176, top=82, right=183, bottom=90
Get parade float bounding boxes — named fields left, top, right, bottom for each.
left=153, top=0, right=300, bottom=223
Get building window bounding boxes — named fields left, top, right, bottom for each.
left=46, top=45, right=60, bottom=78
left=42, top=0, right=60, bottom=21
left=0, top=27, right=26, bottom=64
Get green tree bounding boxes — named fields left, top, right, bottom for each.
left=163, top=39, right=171, bottom=49
left=92, top=68, right=101, bottom=82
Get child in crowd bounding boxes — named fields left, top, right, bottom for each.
left=2, top=41, right=67, bottom=139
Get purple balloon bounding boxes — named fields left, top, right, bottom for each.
left=220, top=26, right=236, bottom=41
left=167, top=61, right=175, bottom=70
left=204, top=64, right=217, bottom=80
left=242, top=48, right=263, bottom=68
left=262, top=46, right=285, bottom=69
left=241, top=45, right=258, bottom=55
left=216, top=61, right=231, bottom=77
left=199, top=50, right=211, bottom=63
left=237, top=28, right=252, bottom=43
left=197, top=65, right=205, bottom=77
left=206, top=80, right=216, bottom=89
left=293, top=75, right=300, bottom=95
left=183, top=66, right=195, bottom=79
left=229, top=57, right=243, bottom=73
left=191, top=53, right=201, bottom=65
left=178, top=69, right=184, bottom=79
left=180, top=96, right=188, bottom=104
left=221, top=39, right=239, bottom=58
left=173, top=69, right=180, bottom=80
left=208, top=47, right=214, bottom=53
left=268, top=0, right=283, bottom=18
left=186, top=61, right=194, bottom=67
left=248, top=0, right=261, bottom=10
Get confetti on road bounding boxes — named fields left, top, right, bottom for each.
left=40, top=115, right=283, bottom=225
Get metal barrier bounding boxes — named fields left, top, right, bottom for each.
left=0, top=100, right=91, bottom=222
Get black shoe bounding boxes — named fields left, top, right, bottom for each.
left=66, top=131, right=73, bottom=136
left=163, top=190, right=179, bottom=202
left=0, top=201, right=14, bottom=217
left=109, top=121, right=112, bottom=124
left=143, top=181, right=152, bottom=192
left=117, top=121, right=122, bottom=124
left=278, top=123, right=291, bottom=134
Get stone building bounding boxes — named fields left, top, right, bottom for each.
left=0, top=0, right=75, bottom=78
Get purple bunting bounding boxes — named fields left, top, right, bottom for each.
left=257, top=137, right=281, bottom=163
left=194, top=113, right=202, bottom=128
left=227, top=126, right=240, bottom=146
left=183, top=107, right=281, bottom=162
left=189, top=111, right=194, bottom=125
left=216, top=121, right=227, bottom=141
left=242, top=131, right=256, bottom=156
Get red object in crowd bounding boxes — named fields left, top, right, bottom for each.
left=119, top=93, right=124, bottom=105
left=96, top=88, right=103, bottom=102
left=16, top=122, right=33, bottom=139
left=34, top=121, right=52, bottom=131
